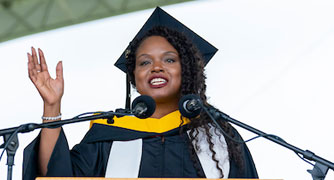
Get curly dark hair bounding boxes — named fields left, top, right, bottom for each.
left=125, top=26, right=244, bottom=177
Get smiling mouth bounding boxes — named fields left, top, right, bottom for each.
left=150, top=78, right=167, bottom=86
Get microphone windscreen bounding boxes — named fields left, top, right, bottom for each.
left=178, top=94, right=202, bottom=118
left=132, top=95, right=156, bottom=119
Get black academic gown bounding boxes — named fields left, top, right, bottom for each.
left=23, top=124, right=258, bottom=180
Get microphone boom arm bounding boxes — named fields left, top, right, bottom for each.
left=0, top=111, right=127, bottom=136
left=203, top=106, right=334, bottom=180
left=0, top=110, right=130, bottom=180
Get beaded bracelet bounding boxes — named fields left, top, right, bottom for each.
left=41, top=113, right=62, bottom=121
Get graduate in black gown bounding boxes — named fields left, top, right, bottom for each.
left=24, top=7, right=258, bottom=180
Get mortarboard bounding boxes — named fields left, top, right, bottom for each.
left=114, top=6, right=218, bottom=108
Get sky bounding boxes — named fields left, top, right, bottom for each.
left=0, top=0, right=334, bottom=179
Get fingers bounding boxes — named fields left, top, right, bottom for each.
left=31, top=47, right=41, bottom=72
left=27, top=47, right=50, bottom=84
left=38, top=48, right=49, bottom=72
left=56, top=61, right=64, bottom=81
left=27, top=47, right=63, bottom=84
left=27, top=53, right=37, bottom=83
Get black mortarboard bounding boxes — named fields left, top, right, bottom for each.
left=114, top=6, right=218, bottom=108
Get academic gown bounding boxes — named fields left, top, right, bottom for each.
left=23, top=111, right=258, bottom=180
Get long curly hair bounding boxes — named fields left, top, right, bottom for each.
left=125, top=26, right=244, bottom=177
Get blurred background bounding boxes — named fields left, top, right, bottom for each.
left=0, top=0, right=333, bottom=179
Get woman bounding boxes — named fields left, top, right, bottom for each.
left=24, top=7, right=258, bottom=179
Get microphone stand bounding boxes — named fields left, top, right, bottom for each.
left=203, top=106, right=334, bottom=180
left=0, top=110, right=129, bottom=180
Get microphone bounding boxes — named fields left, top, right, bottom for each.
left=131, top=95, right=156, bottom=119
left=178, top=94, right=202, bottom=118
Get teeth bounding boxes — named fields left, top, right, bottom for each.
left=150, top=78, right=167, bottom=85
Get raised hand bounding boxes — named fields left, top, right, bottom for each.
left=28, top=47, right=64, bottom=175
left=27, top=47, right=64, bottom=106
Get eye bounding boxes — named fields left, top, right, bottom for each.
left=165, top=58, right=175, bottom=63
left=139, top=60, right=151, bottom=66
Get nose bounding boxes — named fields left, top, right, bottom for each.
left=151, top=60, right=164, bottom=73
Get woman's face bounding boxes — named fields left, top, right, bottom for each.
left=134, top=36, right=182, bottom=104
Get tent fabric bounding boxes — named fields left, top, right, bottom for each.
left=0, top=0, right=193, bottom=43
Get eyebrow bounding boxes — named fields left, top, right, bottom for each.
left=136, top=54, right=149, bottom=60
left=164, top=51, right=178, bottom=56
left=136, top=51, right=178, bottom=59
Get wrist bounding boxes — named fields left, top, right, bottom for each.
left=43, top=102, right=61, bottom=117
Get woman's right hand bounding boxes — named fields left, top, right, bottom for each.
left=28, top=47, right=64, bottom=175
left=27, top=47, right=64, bottom=107
left=28, top=48, right=64, bottom=175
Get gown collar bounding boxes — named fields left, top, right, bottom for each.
left=90, top=110, right=189, bottom=133
left=84, top=110, right=190, bottom=143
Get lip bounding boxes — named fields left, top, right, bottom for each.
left=148, top=75, right=168, bottom=88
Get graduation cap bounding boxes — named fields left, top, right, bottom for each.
left=114, top=6, right=218, bottom=109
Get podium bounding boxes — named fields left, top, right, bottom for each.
left=36, top=178, right=282, bottom=180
